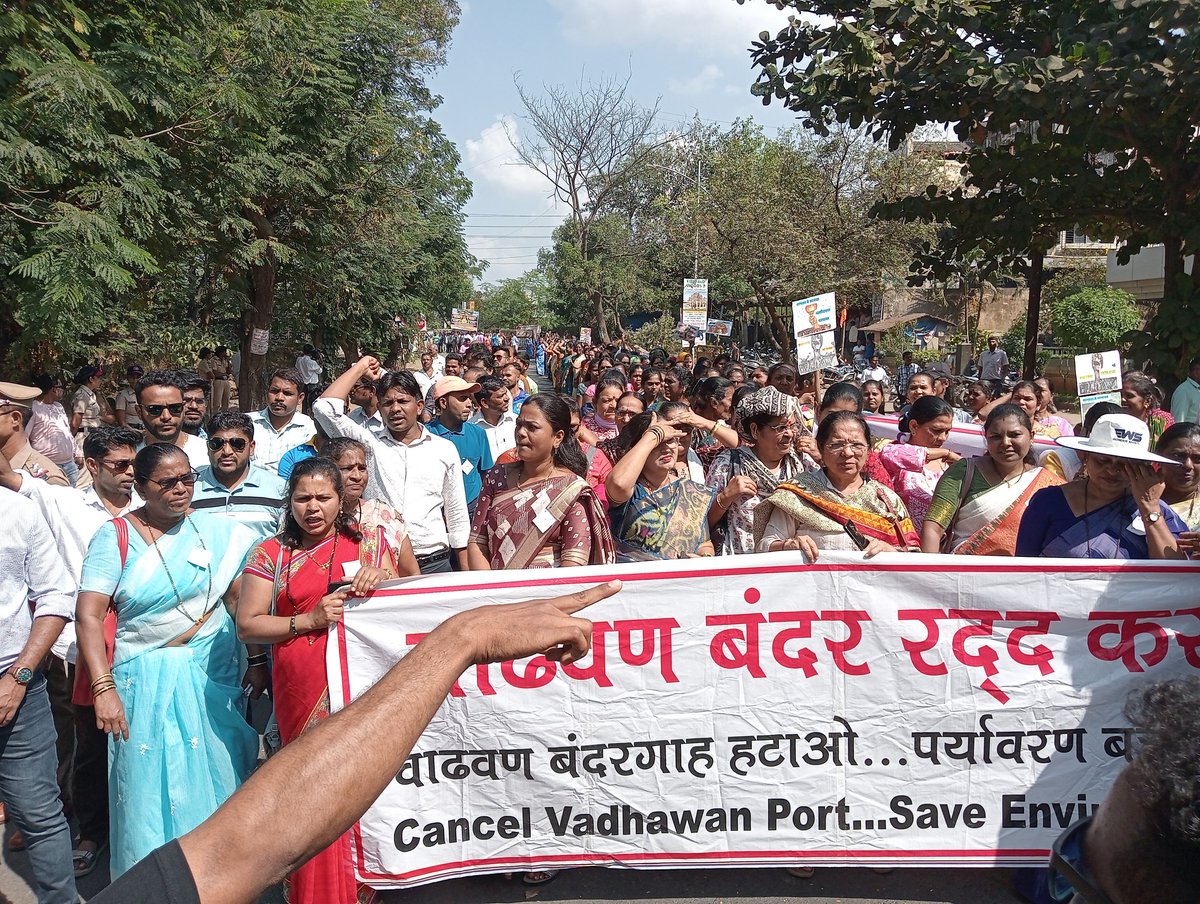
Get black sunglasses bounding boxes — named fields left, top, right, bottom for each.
left=207, top=436, right=248, bottom=452
left=146, top=470, right=198, bottom=491
left=143, top=403, right=184, bottom=418
left=1048, top=816, right=1116, bottom=904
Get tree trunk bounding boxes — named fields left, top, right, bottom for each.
left=1022, top=249, right=1044, bottom=380
left=237, top=208, right=278, bottom=411
left=589, top=289, right=610, bottom=344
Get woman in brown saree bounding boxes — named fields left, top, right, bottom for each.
left=467, top=394, right=615, bottom=570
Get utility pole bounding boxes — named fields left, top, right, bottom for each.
left=694, top=155, right=701, bottom=278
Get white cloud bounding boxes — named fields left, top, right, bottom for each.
left=463, top=114, right=553, bottom=197
left=549, top=0, right=793, bottom=53
left=669, top=64, right=724, bottom=96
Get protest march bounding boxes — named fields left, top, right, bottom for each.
left=6, top=2, right=1200, bottom=904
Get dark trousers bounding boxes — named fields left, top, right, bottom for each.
left=72, top=703, right=108, bottom=845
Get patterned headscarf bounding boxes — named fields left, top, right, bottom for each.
left=735, top=386, right=794, bottom=421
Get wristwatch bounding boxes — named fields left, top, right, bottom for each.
left=6, top=666, right=33, bottom=686
left=1145, top=510, right=1161, bottom=524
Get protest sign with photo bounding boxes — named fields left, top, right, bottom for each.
left=795, top=329, right=838, bottom=374
left=329, top=553, right=1199, bottom=889
left=579, top=327, right=592, bottom=343
left=791, top=293, right=837, bottom=338
left=449, top=308, right=479, bottom=332
left=1075, top=351, right=1122, bottom=399
left=682, top=279, right=709, bottom=331
left=706, top=319, right=733, bottom=338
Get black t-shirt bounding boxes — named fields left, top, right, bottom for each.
left=89, top=840, right=200, bottom=904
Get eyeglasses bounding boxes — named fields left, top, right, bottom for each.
left=98, top=458, right=135, bottom=473
left=183, top=396, right=207, bottom=407
left=825, top=441, right=869, bottom=455
left=207, top=436, right=248, bottom=452
left=765, top=421, right=798, bottom=436
left=146, top=470, right=198, bottom=491
left=1048, top=816, right=1116, bottom=904
left=143, top=403, right=184, bottom=418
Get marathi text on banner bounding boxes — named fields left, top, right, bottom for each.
left=328, top=553, right=1200, bottom=888
left=682, top=279, right=709, bottom=332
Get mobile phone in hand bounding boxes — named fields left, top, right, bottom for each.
left=843, top=520, right=870, bottom=551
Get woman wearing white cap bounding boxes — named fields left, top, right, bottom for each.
left=1015, top=413, right=1188, bottom=559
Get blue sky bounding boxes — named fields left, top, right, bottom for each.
left=428, top=0, right=802, bottom=283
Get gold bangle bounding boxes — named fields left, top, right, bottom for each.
left=289, top=615, right=299, bottom=637
left=90, top=673, right=114, bottom=689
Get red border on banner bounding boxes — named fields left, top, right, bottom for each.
left=333, top=556, right=1195, bottom=885
left=351, top=846, right=1050, bottom=883
left=357, top=558, right=1198, bottom=600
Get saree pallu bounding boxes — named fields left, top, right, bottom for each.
left=244, top=530, right=385, bottom=904
left=950, top=468, right=1062, bottom=556
left=108, top=512, right=259, bottom=876
left=752, top=471, right=920, bottom=549
left=1037, top=494, right=1186, bottom=559
left=470, top=468, right=616, bottom=569
left=613, top=478, right=716, bottom=561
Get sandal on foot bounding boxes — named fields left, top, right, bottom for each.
left=8, top=829, right=26, bottom=852
left=522, top=870, right=560, bottom=886
left=74, top=843, right=106, bottom=878
left=786, top=866, right=815, bottom=879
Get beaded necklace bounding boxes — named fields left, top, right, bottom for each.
left=142, top=514, right=211, bottom=626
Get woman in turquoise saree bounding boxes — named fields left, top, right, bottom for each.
left=76, top=444, right=261, bottom=877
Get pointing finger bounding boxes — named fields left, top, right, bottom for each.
left=556, top=580, right=622, bottom=616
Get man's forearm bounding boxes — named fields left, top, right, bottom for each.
left=180, top=624, right=473, bottom=904
left=17, top=616, right=68, bottom=671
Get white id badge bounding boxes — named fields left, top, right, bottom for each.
left=461, top=460, right=475, bottom=475
left=188, top=547, right=212, bottom=568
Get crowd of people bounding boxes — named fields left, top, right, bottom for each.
left=1, top=332, right=1198, bottom=903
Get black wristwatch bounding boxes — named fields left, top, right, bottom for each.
left=6, top=666, right=33, bottom=686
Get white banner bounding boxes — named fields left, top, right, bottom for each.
left=328, top=553, right=1199, bottom=888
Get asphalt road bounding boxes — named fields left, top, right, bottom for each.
left=0, top=828, right=1027, bottom=904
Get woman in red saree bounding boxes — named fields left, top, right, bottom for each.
left=237, top=456, right=397, bottom=904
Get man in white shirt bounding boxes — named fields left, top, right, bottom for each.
left=249, top=368, right=315, bottom=472
left=1170, top=355, right=1200, bottom=424
left=347, top=374, right=384, bottom=436
left=413, top=351, right=436, bottom=398
left=1, top=425, right=142, bottom=873
left=468, top=375, right=518, bottom=461
left=315, top=358, right=469, bottom=573
left=135, top=370, right=209, bottom=469
left=0, top=488, right=78, bottom=902
left=294, top=345, right=323, bottom=396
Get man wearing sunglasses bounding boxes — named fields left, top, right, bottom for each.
left=135, top=370, right=209, bottom=470
left=192, top=411, right=286, bottom=541
left=1047, top=676, right=1198, bottom=904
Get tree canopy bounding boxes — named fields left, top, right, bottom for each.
left=2, top=0, right=475, bottom=402
left=744, top=0, right=1200, bottom=377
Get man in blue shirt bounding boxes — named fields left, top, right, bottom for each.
left=192, top=410, right=286, bottom=540
left=426, top=376, right=492, bottom=517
